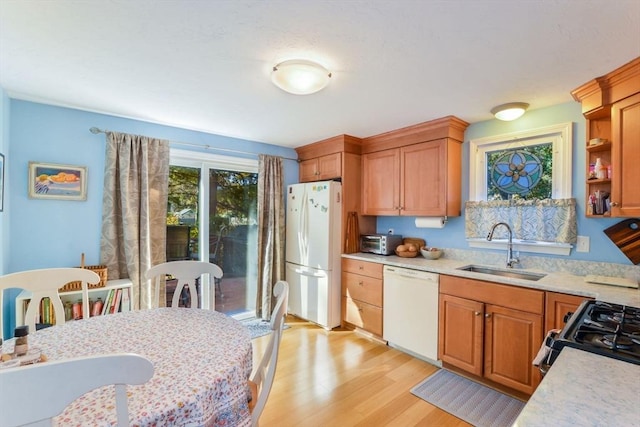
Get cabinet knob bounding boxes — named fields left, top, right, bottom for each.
left=485, top=313, right=492, bottom=318
left=610, top=201, right=619, bottom=207
left=358, top=280, right=364, bottom=286
left=358, top=266, right=364, bottom=270
left=474, top=311, right=481, bottom=316
left=358, top=308, right=363, bottom=312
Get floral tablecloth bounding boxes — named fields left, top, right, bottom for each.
left=29, top=308, right=253, bottom=427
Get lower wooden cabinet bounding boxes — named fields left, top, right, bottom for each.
left=439, top=275, right=544, bottom=395
left=545, top=292, right=591, bottom=332
left=341, top=258, right=383, bottom=336
left=439, top=294, right=484, bottom=375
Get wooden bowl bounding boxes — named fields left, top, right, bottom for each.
left=395, top=250, right=419, bottom=258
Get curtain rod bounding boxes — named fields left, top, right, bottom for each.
left=89, top=127, right=299, bottom=162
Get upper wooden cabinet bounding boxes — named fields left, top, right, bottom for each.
left=572, top=57, right=640, bottom=218
left=361, top=116, right=468, bottom=217
left=299, top=152, right=342, bottom=182
left=362, top=138, right=462, bottom=216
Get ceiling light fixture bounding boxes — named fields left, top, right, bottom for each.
left=271, top=59, right=331, bottom=95
left=491, top=102, right=530, bottom=121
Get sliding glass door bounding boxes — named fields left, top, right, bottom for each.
left=167, top=149, right=258, bottom=317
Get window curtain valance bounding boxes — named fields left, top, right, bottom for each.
left=465, top=198, right=577, bottom=244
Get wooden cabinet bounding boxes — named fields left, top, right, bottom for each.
left=341, top=258, right=383, bottom=336
left=572, top=57, right=640, bottom=217
left=362, top=138, right=462, bottom=216
left=611, top=92, right=640, bottom=217
left=545, top=292, right=590, bottom=332
left=299, top=152, right=342, bottom=182
left=439, top=275, right=544, bottom=395
left=439, top=293, right=484, bottom=375
left=361, top=116, right=468, bottom=217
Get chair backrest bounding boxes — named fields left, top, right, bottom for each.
left=249, top=280, right=289, bottom=427
left=145, top=261, right=223, bottom=308
left=0, top=268, right=101, bottom=337
left=0, top=353, right=154, bottom=427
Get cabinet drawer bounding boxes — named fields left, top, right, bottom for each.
left=342, top=258, right=383, bottom=279
left=342, top=272, right=382, bottom=306
left=440, top=275, right=544, bottom=315
left=343, top=296, right=383, bottom=336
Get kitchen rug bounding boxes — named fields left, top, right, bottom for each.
left=410, top=369, right=525, bottom=427
left=242, top=318, right=289, bottom=339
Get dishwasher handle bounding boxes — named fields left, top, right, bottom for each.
left=383, top=265, right=439, bottom=282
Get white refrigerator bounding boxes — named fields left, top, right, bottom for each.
left=285, top=181, right=342, bottom=329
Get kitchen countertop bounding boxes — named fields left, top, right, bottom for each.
left=342, top=253, right=640, bottom=307
left=512, top=347, right=640, bottom=427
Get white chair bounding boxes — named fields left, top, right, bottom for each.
left=0, top=353, right=154, bottom=427
left=0, top=268, right=101, bottom=337
left=145, top=260, right=223, bottom=308
left=248, top=280, right=289, bottom=427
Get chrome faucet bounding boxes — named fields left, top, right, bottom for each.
left=487, top=222, right=519, bottom=268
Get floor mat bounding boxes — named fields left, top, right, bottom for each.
left=242, top=318, right=289, bottom=339
left=411, top=369, right=526, bottom=427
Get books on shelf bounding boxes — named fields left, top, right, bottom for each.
left=120, top=287, right=130, bottom=312
left=110, top=289, right=122, bottom=314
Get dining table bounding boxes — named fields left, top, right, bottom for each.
left=22, top=307, right=253, bottom=427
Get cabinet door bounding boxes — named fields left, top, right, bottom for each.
left=545, top=292, right=589, bottom=332
left=299, top=159, right=319, bottom=182
left=343, top=296, right=383, bottom=336
left=611, top=92, right=640, bottom=217
left=484, top=304, right=543, bottom=395
left=362, top=149, right=400, bottom=215
left=401, top=140, right=447, bottom=216
left=438, top=294, right=484, bottom=376
left=317, top=153, right=342, bottom=181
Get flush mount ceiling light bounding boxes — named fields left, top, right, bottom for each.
left=271, top=59, right=331, bottom=95
left=491, top=102, right=530, bottom=121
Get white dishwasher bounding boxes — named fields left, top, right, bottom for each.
left=383, top=265, right=440, bottom=364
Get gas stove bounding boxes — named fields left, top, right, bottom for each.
left=546, top=300, right=640, bottom=366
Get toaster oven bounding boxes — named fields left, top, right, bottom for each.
left=360, top=234, right=403, bottom=255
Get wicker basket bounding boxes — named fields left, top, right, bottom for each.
left=395, top=250, right=419, bottom=258
left=60, top=265, right=108, bottom=292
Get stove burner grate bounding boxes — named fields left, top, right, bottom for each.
left=601, top=334, right=634, bottom=350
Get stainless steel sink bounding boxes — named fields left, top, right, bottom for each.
left=457, top=265, right=546, bottom=281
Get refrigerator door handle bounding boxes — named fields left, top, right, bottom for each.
left=298, top=189, right=309, bottom=262
left=293, top=267, right=325, bottom=277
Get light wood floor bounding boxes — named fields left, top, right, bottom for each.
left=252, top=316, right=471, bottom=427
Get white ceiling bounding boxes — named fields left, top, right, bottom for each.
left=1, top=1, right=639, bottom=149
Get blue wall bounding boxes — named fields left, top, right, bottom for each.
left=7, top=100, right=299, bottom=273
left=0, top=89, right=8, bottom=275
left=377, top=101, right=631, bottom=265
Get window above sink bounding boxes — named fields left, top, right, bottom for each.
left=466, top=122, right=575, bottom=256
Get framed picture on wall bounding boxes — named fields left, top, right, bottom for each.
left=28, top=161, right=87, bottom=201
left=0, top=152, right=4, bottom=211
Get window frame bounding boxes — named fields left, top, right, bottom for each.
left=169, top=148, right=258, bottom=310
left=469, top=122, right=572, bottom=201
left=467, top=122, right=573, bottom=256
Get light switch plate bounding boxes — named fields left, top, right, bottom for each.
left=576, top=235, right=590, bottom=252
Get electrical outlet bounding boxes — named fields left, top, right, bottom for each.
left=576, top=235, right=590, bottom=253
left=388, top=228, right=394, bottom=235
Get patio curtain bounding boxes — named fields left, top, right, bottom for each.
left=256, top=154, right=285, bottom=320
left=100, top=131, right=170, bottom=310
left=465, top=198, right=577, bottom=243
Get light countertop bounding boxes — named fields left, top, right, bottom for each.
left=513, top=347, right=640, bottom=427
left=342, top=252, right=640, bottom=307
